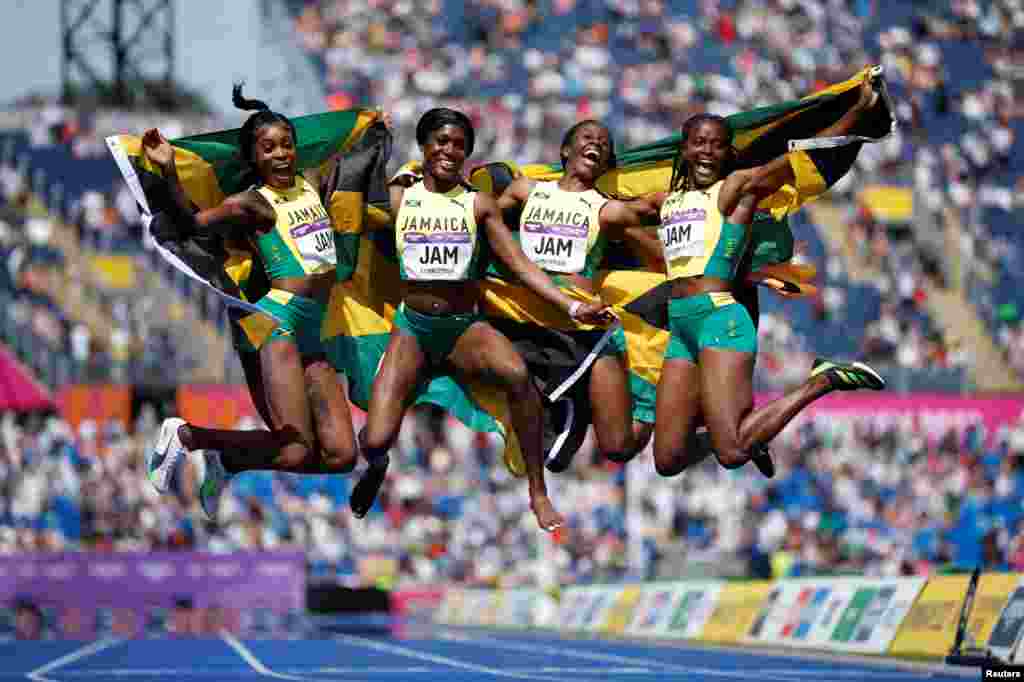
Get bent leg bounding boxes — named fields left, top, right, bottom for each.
left=588, top=355, right=636, bottom=462
left=305, top=359, right=358, bottom=474
left=450, top=321, right=563, bottom=532
left=652, top=357, right=703, bottom=476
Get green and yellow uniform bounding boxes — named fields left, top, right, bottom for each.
left=393, top=181, right=485, bottom=364
left=248, top=176, right=335, bottom=356
left=658, top=181, right=757, bottom=362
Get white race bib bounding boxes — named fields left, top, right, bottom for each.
left=658, top=215, right=705, bottom=263
left=402, top=233, right=474, bottom=280
left=521, top=221, right=588, bottom=273
left=291, top=218, right=336, bottom=270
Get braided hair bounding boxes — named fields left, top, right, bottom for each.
left=668, top=114, right=735, bottom=194
left=232, top=83, right=297, bottom=180
left=560, top=119, right=617, bottom=170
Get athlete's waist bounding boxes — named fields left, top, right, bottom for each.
left=668, top=275, right=731, bottom=300
left=270, top=271, right=335, bottom=304
left=403, top=281, right=480, bottom=316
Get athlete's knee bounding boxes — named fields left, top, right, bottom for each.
left=495, top=356, right=532, bottom=396
left=320, top=446, right=357, bottom=474
left=597, top=429, right=631, bottom=462
left=277, top=441, right=314, bottom=470
left=714, top=445, right=747, bottom=469
left=653, top=450, right=684, bottom=477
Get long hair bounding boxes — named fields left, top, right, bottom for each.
left=668, top=114, right=735, bottom=193
left=560, top=119, right=618, bottom=170
left=232, top=83, right=297, bottom=172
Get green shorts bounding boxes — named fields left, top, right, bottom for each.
left=251, top=289, right=327, bottom=358
left=664, top=292, right=757, bottom=363
left=393, top=303, right=484, bottom=366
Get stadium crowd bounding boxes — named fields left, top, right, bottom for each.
left=2, top=399, right=1024, bottom=588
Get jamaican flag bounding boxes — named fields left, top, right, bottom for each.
left=106, top=110, right=525, bottom=471
left=107, top=65, right=894, bottom=477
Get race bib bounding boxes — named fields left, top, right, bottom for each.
left=402, top=232, right=474, bottom=280
left=658, top=212, right=705, bottom=263
left=291, top=219, right=336, bottom=270
left=521, top=221, right=587, bottom=273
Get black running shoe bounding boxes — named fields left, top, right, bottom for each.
left=350, top=457, right=388, bottom=519
left=750, top=443, right=774, bottom=478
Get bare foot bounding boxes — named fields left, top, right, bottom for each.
left=530, top=496, right=565, bottom=532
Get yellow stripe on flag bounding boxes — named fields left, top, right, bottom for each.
left=116, top=135, right=227, bottom=210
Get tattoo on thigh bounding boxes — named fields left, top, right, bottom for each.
left=307, top=379, right=331, bottom=425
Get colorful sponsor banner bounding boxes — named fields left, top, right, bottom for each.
left=0, top=551, right=305, bottom=640
left=987, top=577, right=1024, bottom=660
left=663, top=582, right=725, bottom=640
left=778, top=393, right=1024, bottom=446
left=700, top=581, right=774, bottom=644
left=745, top=577, right=925, bottom=654
left=888, top=575, right=970, bottom=658
left=57, top=384, right=132, bottom=434
left=559, top=586, right=621, bottom=632
left=602, top=585, right=643, bottom=635
left=970, top=574, right=1023, bottom=654
left=627, top=584, right=685, bottom=637
left=177, top=384, right=261, bottom=430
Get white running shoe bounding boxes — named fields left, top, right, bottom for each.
left=198, top=451, right=232, bottom=522
left=147, top=418, right=187, bottom=494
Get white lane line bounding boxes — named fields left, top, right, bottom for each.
left=437, top=631, right=805, bottom=681
left=26, top=638, right=122, bottom=682
left=334, top=633, right=600, bottom=681
left=220, top=631, right=307, bottom=680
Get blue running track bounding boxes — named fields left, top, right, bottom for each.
left=0, top=627, right=976, bottom=681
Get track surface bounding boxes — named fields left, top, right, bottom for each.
left=0, top=627, right=978, bottom=681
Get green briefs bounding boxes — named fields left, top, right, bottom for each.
left=393, top=303, right=484, bottom=366
left=664, top=291, right=757, bottom=363
left=252, top=289, right=327, bottom=358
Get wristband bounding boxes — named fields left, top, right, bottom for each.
left=568, top=301, right=583, bottom=319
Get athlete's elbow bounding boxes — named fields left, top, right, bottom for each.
left=744, top=167, right=790, bottom=200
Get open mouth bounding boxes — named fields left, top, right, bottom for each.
left=582, top=147, right=603, bottom=164
left=694, top=160, right=716, bottom=176
left=437, top=158, right=457, bottom=173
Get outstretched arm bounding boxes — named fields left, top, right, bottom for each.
left=599, top=192, right=667, bottom=271
left=141, top=128, right=273, bottom=235
left=718, top=79, right=879, bottom=221
left=477, top=192, right=613, bottom=324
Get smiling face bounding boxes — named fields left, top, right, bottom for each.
left=252, top=122, right=297, bottom=190
left=422, top=123, right=468, bottom=186
left=562, top=122, right=612, bottom=183
left=682, top=119, right=732, bottom=189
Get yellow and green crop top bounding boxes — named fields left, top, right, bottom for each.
left=395, top=181, right=483, bottom=281
left=657, top=180, right=748, bottom=281
left=519, top=181, right=608, bottom=279
left=253, top=176, right=336, bottom=279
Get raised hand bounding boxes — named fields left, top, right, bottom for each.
left=141, top=128, right=176, bottom=173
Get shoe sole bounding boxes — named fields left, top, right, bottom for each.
left=148, top=419, right=184, bottom=494
left=851, top=362, right=886, bottom=390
